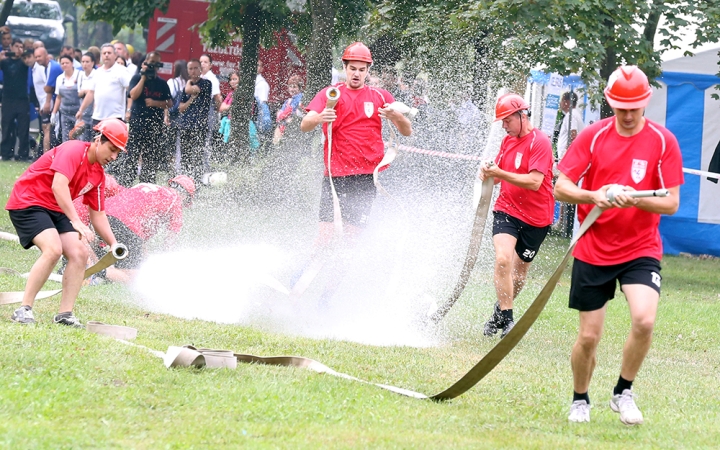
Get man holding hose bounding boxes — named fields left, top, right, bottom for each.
left=5, top=119, right=128, bottom=327
left=555, top=65, right=684, bottom=425
left=301, top=42, right=411, bottom=244
left=298, top=42, right=411, bottom=301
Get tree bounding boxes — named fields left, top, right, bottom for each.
left=368, top=1, right=720, bottom=117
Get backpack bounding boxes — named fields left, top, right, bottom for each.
left=168, top=78, right=184, bottom=122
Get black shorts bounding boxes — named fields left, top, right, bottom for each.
left=39, top=112, right=51, bottom=125
left=492, top=211, right=550, bottom=262
left=8, top=206, right=76, bottom=249
left=569, top=257, right=662, bottom=312
left=318, top=174, right=376, bottom=228
left=107, top=215, right=144, bottom=269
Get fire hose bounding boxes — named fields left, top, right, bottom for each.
left=0, top=243, right=128, bottom=305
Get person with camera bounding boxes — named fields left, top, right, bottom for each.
left=177, top=59, right=212, bottom=184
left=0, top=39, right=34, bottom=161
left=114, top=51, right=172, bottom=186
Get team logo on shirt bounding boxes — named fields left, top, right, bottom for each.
left=631, top=159, right=647, bottom=183
left=515, top=152, right=523, bottom=170
left=78, top=182, right=94, bottom=196
left=364, top=102, right=374, bottom=118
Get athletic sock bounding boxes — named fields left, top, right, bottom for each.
left=21, top=305, right=32, bottom=311
left=613, top=376, right=633, bottom=395
left=55, top=311, right=72, bottom=318
left=573, top=391, right=590, bottom=404
left=500, top=309, right=514, bottom=323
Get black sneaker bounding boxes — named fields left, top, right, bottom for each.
left=483, top=302, right=502, bottom=336
left=54, top=313, right=84, bottom=328
left=500, top=319, right=515, bottom=338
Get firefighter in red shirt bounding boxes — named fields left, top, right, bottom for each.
left=5, top=119, right=128, bottom=327
left=479, top=93, right=555, bottom=338
left=301, top=42, right=412, bottom=245
left=73, top=175, right=195, bottom=284
left=555, top=66, right=683, bottom=425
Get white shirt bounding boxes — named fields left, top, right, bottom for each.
left=168, top=76, right=185, bottom=98
left=202, top=70, right=220, bottom=97
left=77, top=68, right=96, bottom=93
left=126, top=62, right=138, bottom=76
left=90, top=63, right=132, bottom=121
left=557, top=108, right=585, bottom=159
left=32, top=62, right=49, bottom=106
left=255, top=74, right=269, bottom=103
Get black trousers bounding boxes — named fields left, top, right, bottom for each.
left=113, top=117, right=167, bottom=187
left=179, top=126, right=207, bottom=184
left=1, top=99, right=30, bottom=161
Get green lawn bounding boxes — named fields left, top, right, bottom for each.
left=1, top=158, right=719, bottom=449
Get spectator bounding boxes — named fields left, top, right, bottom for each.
left=177, top=59, right=212, bottom=183
left=33, top=40, right=45, bottom=50
left=0, top=40, right=34, bottom=162
left=167, top=59, right=188, bottom=173
left=273, top=74, right=304, bottom=144
left=1, top=26, right=11, bottom=52
left=50, top=55, right=81, bottom=143
left=78, top=43, right=132, bottom=128
left=255, top=60, right=270, bottom=103
left=115, top=55, right=127, bottom=67
left=73, top=48, right=83, bottom=63
left=113, top=41, right=136, bottom=75
left=199, top=54, right=223, bottom=162
left=32, top=46, right=63, bottom=153
left=116, top=51, right=172, bottom=186
left=60, top=45, right=81, bottom=70
left=131, top=51, right=144, bottom=68
left=23, top=39, right=34, bottom=52
left=87, top=46, right=101, bottom=67
left=218, top=70, right=239, bottom=115
left=557, top=91, right=585, bottom=160
left=75, top=52, right=97, bottom=141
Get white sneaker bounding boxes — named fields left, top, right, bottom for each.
left=568, top=400, right=590, bottom=423
left=610, top=389, right=644, bottom=425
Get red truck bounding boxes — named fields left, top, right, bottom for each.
left=145, top=0, right=305, bottom=105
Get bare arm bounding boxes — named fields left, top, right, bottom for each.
left=76, top=90, right=94, bottom=120
left=129, top=75, right=146, bottom=100
left=88, top=208, right=118, bottom=247
left=300, top=109, right=336, bottom=132
left=481, top=166, right=545, bottom=191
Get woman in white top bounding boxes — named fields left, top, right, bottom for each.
left=50, top=55, right=81, bottom=143
left=75, top=52, right=96, bottom=141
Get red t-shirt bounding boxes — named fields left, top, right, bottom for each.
left=558, top=117, right=684, bottom=265
left=493, top=128, right=555, bottom=227
left=92, top=183, right=184, bottom=240
left=306, top=84, right=395, bottom=177
left=6, top=141, right=106, bottom=214
left=73, top=182, right=127, bottom=225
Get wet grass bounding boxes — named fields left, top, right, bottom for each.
left=1, top=160, right=719, bottom=448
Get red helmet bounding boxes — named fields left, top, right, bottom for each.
left=494, top=93, right=529, bottom=121
left=604, top=65, right=652, bottom=109
left=169, top=175, right=196, bottom=203
left=93, top=119, right=128, bottom=151
left=341, top=42, right=373, bottom=65
left=104, top=174, right=122, bottom=198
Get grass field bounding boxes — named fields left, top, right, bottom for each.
left=1, top=158, right=719, bottom=449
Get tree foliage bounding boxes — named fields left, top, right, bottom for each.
left=73, top=0, right=169, bottom=35
left=368, top=0, right=720, bottom=115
